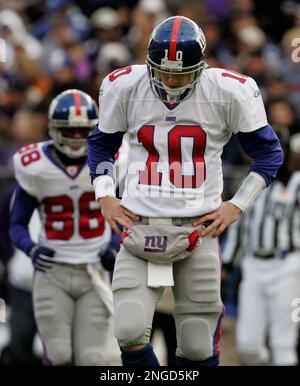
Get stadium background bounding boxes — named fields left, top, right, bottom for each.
left=0, top=0, right=299, bottom=366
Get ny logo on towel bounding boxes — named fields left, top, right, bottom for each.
left=144, top=236, right=167, bottom=253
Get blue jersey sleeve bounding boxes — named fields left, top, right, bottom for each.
left=237, top=124, right=284, bottom=186
left=87, top=125, right=124, bottom=183
left=9, top=185, right=39, bottom=255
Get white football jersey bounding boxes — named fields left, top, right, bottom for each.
left=99, top=65, right=268, bottom=217
left=13, top=141, right=111, bottom=264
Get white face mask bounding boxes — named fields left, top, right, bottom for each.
left=160, top=70, right=195, bottom=100
left=49, top=127, right=91, bottom=158
left=147, top=60, right=206, bottom=104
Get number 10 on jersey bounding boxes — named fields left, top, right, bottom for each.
left=137, top=125, right=207, bottom=189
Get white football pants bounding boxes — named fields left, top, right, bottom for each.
left=33, top=263, right=112, bottom=365
left=112, top=228, right=224, bottom=362
left=236, top=252, right=300, bottom=365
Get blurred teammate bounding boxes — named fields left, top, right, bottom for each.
left=88, top=16, right=283, bottom=366
left=9, top=90, right=119, bottom=366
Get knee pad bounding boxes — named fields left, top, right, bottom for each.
left=178, top=318, right=213, bottom=361
left=47, top=339, right=72, bottom=365
left=237, top=346, right=270, bottom=366
left=271, top=345, right=297, bottom=366
left=77, top=349, right=105, bottom=366
left=114, top=301, right=149, bottom=347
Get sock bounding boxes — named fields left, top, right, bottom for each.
left=121, top=343, right=160, bottom=366
left=176, top=355, right=219, bottom=366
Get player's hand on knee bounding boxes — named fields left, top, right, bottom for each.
left=98, top=197, right=139, bottom=236
left=29, top=245, right=56, bottom=272
left=192, top=201, right=242, bottom=238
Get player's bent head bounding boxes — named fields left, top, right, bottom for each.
left=146, top=16, right=207, bottom=104
left=48, top=89, right=98, bottom=158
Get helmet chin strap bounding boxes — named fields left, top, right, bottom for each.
left=162, top=82, right=193, bottom=102
left=163, top=87, right=181, bottom=103
left=53, top=146, right=87, bottom=166
left=59, top=144, right=87, bottom=159
left=153, top=83, right=193, bottom=105
left=149, top=66, right=199, bottom=104
left=49, top=128, right=87, bottom=159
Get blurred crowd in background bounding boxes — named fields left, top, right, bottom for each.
left=0, top=0, right=300, bottom=366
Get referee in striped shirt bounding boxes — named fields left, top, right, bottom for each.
left=222, top=133, right=300, bottom=366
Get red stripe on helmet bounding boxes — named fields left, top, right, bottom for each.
left=73, top=90, right=81, bottom=116
left=169, top=16, right=183, bottom=61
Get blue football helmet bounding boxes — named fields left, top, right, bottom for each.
left=147, top=16, right=207, bottom=104
left=48, top=89, right=98, bottom=158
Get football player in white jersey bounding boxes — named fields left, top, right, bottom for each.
left=9, top=90, right=120, bottom=366
left=87, top=16, right=283, bottom=366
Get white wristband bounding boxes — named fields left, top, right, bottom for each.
left=229, top=172, right=267, bottom=212
left=93, top=175, right=116, bottom=200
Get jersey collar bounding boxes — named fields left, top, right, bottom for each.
left=42, top=141, right=86, bottom=180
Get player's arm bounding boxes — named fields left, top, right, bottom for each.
left=235, top=124, right=283, bottom=189
left=9, top=185, right=55, bottom=271
left=9, top=185, right=39, bottom=255
left=194, top=124, right=283, bottom=237
left=87, top=126, right=139, bottom=235
left=88, top=71, right=140, bottom=235
left=225, top=124, right=283, bottom=213
left=194, top=73, right=283, bottom=237
left=87, top=125, right=124, bottom=197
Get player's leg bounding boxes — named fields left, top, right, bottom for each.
left=235, top=257, right=269, bottom=365
left=112, top=245, right=164, bottom=366
left=6, top=285, right=39, bottom=365
left=73, top=266, right=111, bottom=366
left=151, top=311, right=177, bottom=365
left=32, top=265, right=74, bottom=365
left=173, top=235, right=224, bottom=366
left=268, top=254, right=300, bottom=365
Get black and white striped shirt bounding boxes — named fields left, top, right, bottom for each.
left=222, top=179, right=288, bottom=264
left=279, top=171, right=300, bottom=253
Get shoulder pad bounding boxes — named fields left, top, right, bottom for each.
left=202, top=68, right=260, bottom=100
left=13, top=141, right=48, bottom=177
left=101, top=65, right=147, bottom=95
